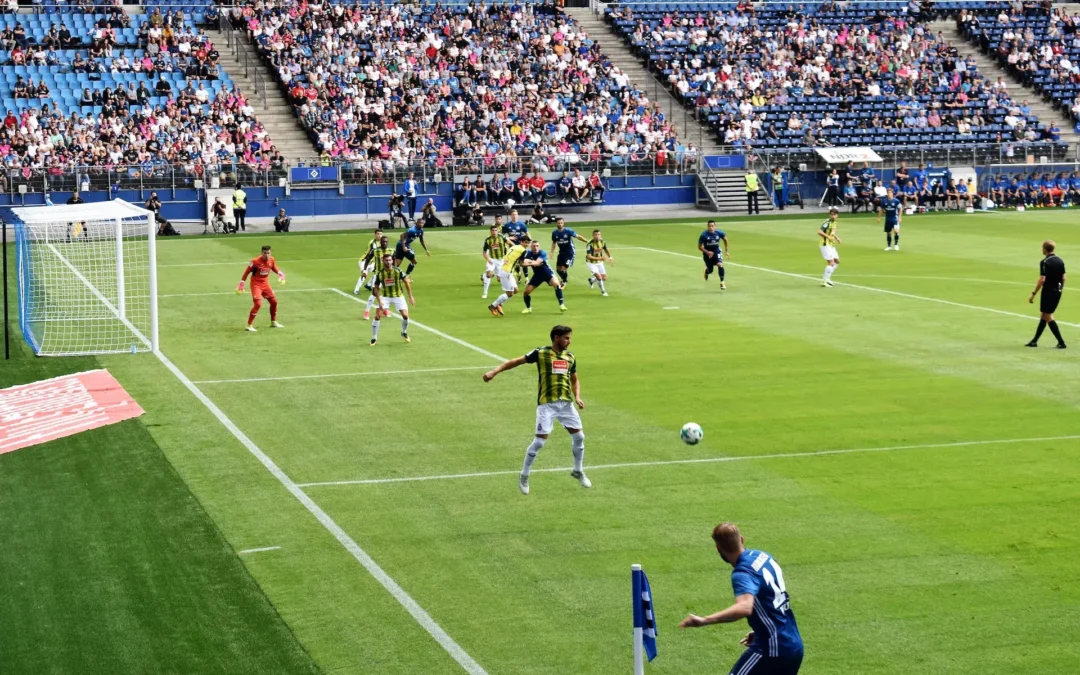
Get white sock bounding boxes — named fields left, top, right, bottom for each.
left=354, top=274, right=366, bottom=293
left=570, top=431, right=585, bottom=472
left=365, top=296, right=376, bottom=312
left=522, top=437, right=547, bottom=476
left=823, top=265, right=830, bottom=281
left=483, top=273, right=492, bottom=294
left=371, top=320, right=380, bottom=340
left=597, top=278, right=606, bottom=293
left=401, top=317, right=409, bottom=334
left=492, top=293, right=509, bottom=307
left=825, top=265, right=837, bottom=281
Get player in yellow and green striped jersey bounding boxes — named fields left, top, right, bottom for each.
left=481, top=224, right=509, bottom=300
left=352, top=228, right=383, bottom=295
left=585, top=229, right=613, bottom=296
left=482, top=325, right=591, bottom=495
left=362, top=235, right=395, bottom=320
left=488, top=236, right=531, bottom=316
left=370, top=254, right=415, bottom=345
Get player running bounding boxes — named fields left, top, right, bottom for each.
left=488, top=236, right=531, bottom=316
left=549, top=217, right=588, bottom=284
left=370, top=254, right=416, bottom=345
left=482, top=324, right=590, bottom=495
left=353, top=228, right=383, bottom=295
left=394, top=221, right=431, bottom=276
left=521, top=239, right=567, bottom=314
left=698, top=220, right=729, bottom=289
left=362, top=234, right=395, bottom=320
left=819, top=208, right=842, bottom=287
left=877, top=187, right=902, bottom=251
left=481, top=224, right=509, bottom=299
left=679, top=522, right=804, bottom=675
left=237, top=245, right=286, bottom=332
left=585, top=229, right=613, bottom=296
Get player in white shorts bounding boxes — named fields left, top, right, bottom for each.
left=487, top=236, right=530, bottom=316
left=481, top=224, right=509, bottom=299
left=584, top=229, right=613, bottom=296
left=353, top=228, right=383, bottom=295
left=818, top=207, right=842, bottom=287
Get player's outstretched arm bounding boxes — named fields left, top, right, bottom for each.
left=405, top=278, right=416, bottom=306
left=571, top=372, right=584, bottom=409
left=237, top=263, right=253, bottom=293
left=482, top=356, right=527, bottom=382
left=678, top=594, right=754, bottom=629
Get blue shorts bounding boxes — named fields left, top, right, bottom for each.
left=703, top=250, right=723, bottom=269
left=883, top=219, right=898, bottom=232
left=729, top=649, right=803, bottom=675
left=556, top=250, right=575, bottom=268
left=394, top=244, right=416, bottom=263
left=528, top=267, right=556, bottom=287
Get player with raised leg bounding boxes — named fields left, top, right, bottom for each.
left=237, top=245, right=286, bottom=331
left=488, top=236, right=530, bottom=316
left=878, top=187, right=902, bottom=251
left=698, top=220, right=729, bottom=289
left=353, top=228, right=382, bottom=295
left=550, top=217, right=588, bottom=285
left=585, top=229, right=613, bottom=296
left=521, top=239, right=567, bottom=313
left=370, top=254, right=415, bottom=345
left=395, top=221, right=431, bottom=277
left=482, top=224, right=508, bottom=299
left=819, top=208, right=841, bottom=287
left=482, top=325, right=590, bottom=495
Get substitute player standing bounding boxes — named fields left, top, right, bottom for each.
left=1027, top=240, right=1067, bottom=348
left=488, top=236, right=531, bottom=316
left=819, top=208, right=841, bottom=287
left=679, top=523, right=804, bottom=675
left=370, top=254, right=416, bottom=345
left=237, top=245, right=286, bottom=331
left=550, top=217, right=588, bottom=284
left=482, top=325, right=590, bottom=495
left=878, top=187, right=902, bottom=251
left=585, top=229, right=613, bottom=296
left=698, top=220, right=729, bottom=289
left=482, top=224, right=509, bottom=299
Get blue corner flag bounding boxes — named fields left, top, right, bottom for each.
left=632, top=566, right=658, bottom=662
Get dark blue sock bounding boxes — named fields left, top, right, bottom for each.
left=555, top=287, right=564, bottom=303
left=405, top=263, right=415, bottom=276
left=524, top=294, right=532, bottom=308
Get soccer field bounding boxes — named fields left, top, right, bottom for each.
left=3, top=209, right=1080, bottom=674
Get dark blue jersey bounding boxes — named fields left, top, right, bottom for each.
left=402, top=225, right=425, bottom=247
left=881, top=197, right=901, bottom=223
left=502, top=220, right=529, bottom=241
left=551, top=227, right=579, bottom=250
left=1071, top=177, right=1080, bottom=190
left=522, top=249, right=553, bottom=273
left=732, top=549, right=803, bottom=658
left=698, top=229, right=725, bottom=253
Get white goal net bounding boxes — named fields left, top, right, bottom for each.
left=11, top=200, right=158, bottom=356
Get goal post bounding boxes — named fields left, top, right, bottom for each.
left=11, top=200, right=158, bottom=356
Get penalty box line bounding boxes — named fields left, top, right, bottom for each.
left=632, top=247, right=1080, bottom=329
left=297, top=434, right=1080, bottom=488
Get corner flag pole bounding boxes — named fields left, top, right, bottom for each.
left=632, top=564, right=644, bottom=675
left=2, top=216, right=9, bottom=360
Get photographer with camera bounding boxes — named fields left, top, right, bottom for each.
left=274, top=208, right=292, bottom=233
left=389, top=192, right=405, bottom=229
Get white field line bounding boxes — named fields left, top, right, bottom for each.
left=194, top=365, right=490, bottom=385
left=631, top=247, right=1080, bottom=328
left=297, top=434, right=1080, bottom=488
left=161, top=288, right=332, bottom=298
left=331, top=289, right=508, bottom=361
left=842, top=274, right=1080, bottom=293
left=238, top=546, right=282, bottom=555
left=154, top=351, right=488, bottom=675
left=161, top=253, right=479, bottom=268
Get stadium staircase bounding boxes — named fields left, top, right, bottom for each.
left=208, top=25, right=319, bottom=166
left=931, top=19, right=1080, bottom=156
left=696, top=169, right=776, bottom=214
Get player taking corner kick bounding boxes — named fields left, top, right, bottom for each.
left=237, top=245, right=286, bottom=331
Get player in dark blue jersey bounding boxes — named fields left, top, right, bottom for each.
left=394, top=222, right=431, bottom=276
left=1068, top=171, right=1080, bottom=205
left=877, top=188, right=903, bottom=251
left=698, top=220, right=730, bottom=289
left=549, top=217, right=589, bottom=284
left=520, top=239, right=567, bottom=313
left=680, top=522, right=804, bottom=675
left=501, top=210, right=530, bottom=244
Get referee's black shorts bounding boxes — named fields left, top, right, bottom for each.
left=1041, top=290, right=1062, bottom=314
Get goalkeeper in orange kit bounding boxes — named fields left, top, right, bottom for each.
left=237, top=245, right=286, bottom=332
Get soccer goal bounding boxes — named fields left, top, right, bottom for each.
left=10, top=200, right=158, bottom=356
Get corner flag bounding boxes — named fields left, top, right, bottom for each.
left=632, top=564, right=657, bottom=673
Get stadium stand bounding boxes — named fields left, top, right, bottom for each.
left=603, top=0, right=1071, bottom=162
left=959, top=4, right=1080, bottom=131
left=230, top=0, right=701, bottom=185
left=0, top=2, right=282, bottom=194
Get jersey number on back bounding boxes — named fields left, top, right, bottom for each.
left=761, top=560, right=789, bottom=611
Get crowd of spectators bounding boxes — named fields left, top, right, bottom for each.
left=233, top=0, right=697, bottom=178
left=607, top=1, right=1060, bottom=151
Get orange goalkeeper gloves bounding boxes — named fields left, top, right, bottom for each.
left=236, top=281, right=245, bottom=294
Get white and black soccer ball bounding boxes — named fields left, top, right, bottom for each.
left=680, top=422, right=703, bottom=445
left=506, top=199, right=516, bottom=208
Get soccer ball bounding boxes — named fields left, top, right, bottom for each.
left=506, top=199, right=516, bottom=208
left=680, top=422, right=703, bottom=445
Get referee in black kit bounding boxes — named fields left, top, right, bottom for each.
left=1026, top=240, right=1067, bottom=349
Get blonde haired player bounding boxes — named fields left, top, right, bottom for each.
left=488, top=236, right=530, bottom=316
left=585, top=229, right=613, bottom=296
left=818, top=208, right=842, bottom=287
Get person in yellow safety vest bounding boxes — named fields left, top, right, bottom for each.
left=232, top=184, right=248, bottom=232
left=771, top=167, right=785, bottom=210
left=745, top=170, right=760, bottom=215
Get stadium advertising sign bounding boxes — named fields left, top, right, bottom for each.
left=814, top=147, right=884, bottom=164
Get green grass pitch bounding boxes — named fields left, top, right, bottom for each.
left=2, top=209, right=1080, bottom=674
